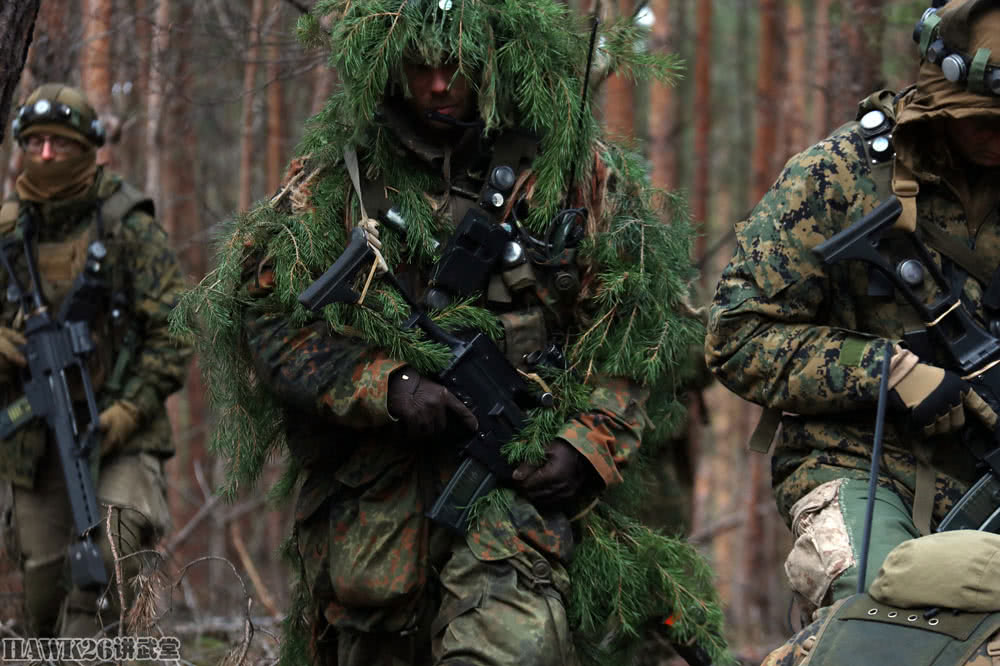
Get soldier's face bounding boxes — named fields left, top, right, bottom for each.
left=22, top=133, right=87, bottom=163
left=402, top=60, right=475, bottom=132
left=945, top=117, right=1000, bottom=167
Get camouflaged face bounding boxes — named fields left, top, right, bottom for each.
left=707, top=115, right=1000, bottom=526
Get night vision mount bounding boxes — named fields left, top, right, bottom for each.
left=11, top=98, right=106, bottom=147
left=913, top=1, right=1000, bottom=95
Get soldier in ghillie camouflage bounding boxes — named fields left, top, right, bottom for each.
left=707, top=0, right=1000, bottom=613
left=0, top=84, right=190, bottom=636
left=173, top=1, right=730, bottom=665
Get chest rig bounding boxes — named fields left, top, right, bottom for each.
left=357, top=128, right=584, bottom=370
left=749, top=91, right=1000, bottom=457
left=853, top=91, right=1000, bottom=361
left=0, top=180, right=152, bottom=398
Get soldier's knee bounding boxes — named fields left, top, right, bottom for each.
left=785, top=479, right=854, bottom=608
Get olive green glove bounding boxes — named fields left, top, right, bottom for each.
left=889, top=358, right=998, bottom=437
left=98, top=400, right=140, bottom=455
left=0, top=327, right=26, bottom=377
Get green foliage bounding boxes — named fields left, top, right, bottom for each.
left=277, top=534, right=313, bottom=666
left=570, top=505, right=735, bottom=666
left=170, top=0, right=729, bottom=661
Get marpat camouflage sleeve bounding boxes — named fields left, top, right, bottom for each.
left=119, top=210, right=192, bottom=417
left=556, top=376, right=649, bottom=488
left=706, top=132, right=893, bottom=415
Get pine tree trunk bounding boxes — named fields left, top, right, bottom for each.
left=267, top=20, right=285, bottom=194
left=81, top=0, right=113, bottom=164
left=831, top=0, right=886, bottom=126
left=744, top=0, right=782, bottom=640
left=0, top=0, right=40, bottom=147
left=602, top=0, right=635, bottom=139
left=145, top=0, right=170, bottom=205
left=647, top=0, right=674, bottom=190
left=0, top=0, right=38, bottom=623
left=783, top=0, right=807, bottom=155
left=692, top=0, right=712, bottom=243
left=752, top=0, right=780, bottom=201
left=811, top=0, right=833, bottom=137
left=135, top=0, right=151, bottom=123
left=239, top=0, right=264, bottom=210
left=310, top=66, right=336, bottom=116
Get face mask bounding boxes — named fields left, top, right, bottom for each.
left=16, top=149, right=98, bottom=202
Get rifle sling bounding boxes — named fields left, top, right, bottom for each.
left=748, top=407, right=781, bottom=454
left=918, top=219, right=996, bottom=288
left=913, top=440, right=936, bottom=536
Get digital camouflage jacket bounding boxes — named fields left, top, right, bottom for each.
left=0, top=169, right=191, bottom=488
left=706, top=63, right=1000, bottom=526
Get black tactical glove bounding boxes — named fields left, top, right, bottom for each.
left=386, top=368, right=478, bottom=439
left=889, top=362, right=998, bottom=437
left=512, top=439, right=602, bottom=509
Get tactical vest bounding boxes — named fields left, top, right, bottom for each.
left=797, top=594, right=1000, bottom=666
left=354, top=128, right=583, bottom=371
left=0, top=178, right=153, bottom=396
left=749, top=89, right=1000, bottom=533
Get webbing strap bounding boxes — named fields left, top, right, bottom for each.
left=971, top=48, right=993, bottom=95
left=920, top=13, right=942, bottom=58
left=748, top=408, right=781, bottom=454
left=798, top=597, right=852, bottom=666
left=344, top=146, right=370, bottom=221
left=892, top=166, right=920, bottom=234
left=913, top=441, right=936, bottom=536
left=918, top=220, right=995, bottom=287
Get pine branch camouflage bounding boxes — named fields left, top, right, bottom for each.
left=171, top=1, right=728, bottom=663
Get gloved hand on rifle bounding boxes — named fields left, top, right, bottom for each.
left=0, top=326, right=26, bottom=378
left=387, top=368, right=478, bottom=439
left=512, top=439, right=602, bottom=510
left=98, top=399, right=140, bottom=456
left=888, top=346, right=998, bottom=437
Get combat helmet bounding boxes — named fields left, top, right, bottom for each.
left=913, top=0, right=1000, bottom=95
left=11, top=83, right=106, bottom=147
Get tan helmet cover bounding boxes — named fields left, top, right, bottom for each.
left=14, top=83, right=103, bottom=147
left=870, top=530, right=1000, bottom=611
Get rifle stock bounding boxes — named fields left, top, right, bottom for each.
left=814, top=196, right=1000, bottom=533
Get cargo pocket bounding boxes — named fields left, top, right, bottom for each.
left=327, top=457, right=428, bottom=611
left=785, top=478, right=855, bottom=608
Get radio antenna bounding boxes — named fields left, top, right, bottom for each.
left=566, top=14, right=601, bottom=208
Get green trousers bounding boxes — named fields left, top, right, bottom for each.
left=830, top=478, right=921, bottom=600
left=786, top=477, right=920, bottom=608
left=9, top=449, right=171, bottom=637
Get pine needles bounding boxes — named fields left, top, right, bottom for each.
left=170, top=1, right=730, bottom=662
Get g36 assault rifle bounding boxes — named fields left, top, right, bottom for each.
left=299, top=226, right=553, bottom=533
left=0, top=208, right=108, bottom=589
left=815, top=196, right=1000, bottom=533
